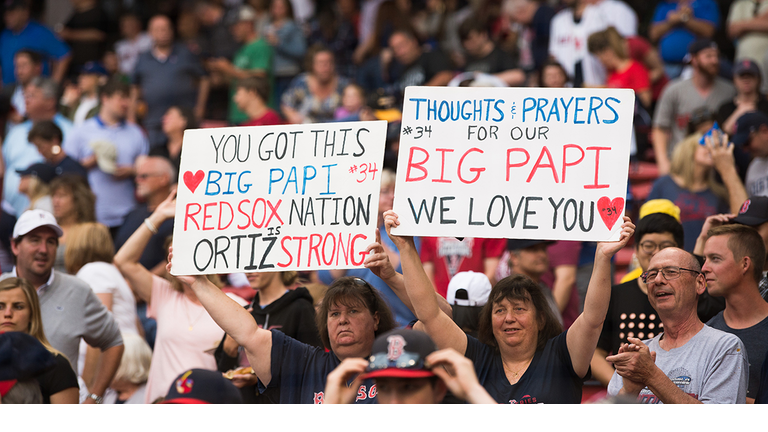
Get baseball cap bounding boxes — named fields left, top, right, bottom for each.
left=732, top=111, right=768, bottom=146
left=446, top=271, right=491, bottom=307
left=12, top=209, right=63, bottom=239
left=732, top=196, right=768, bottom=226
left=0, top=332, right=57, bottom=382
left=363, top=329, right=437, bottom=379
left=236, top=5, right=257, bottom=21
left=163, top=369, right=243, bottom=404
left=80, top=61, right=108, bottom=76
left=734, top=59, right=761, bottom=77
left=688, top=39, right=718, bottom=56
left=506, top=239, right=555, bottom=251
left=639, top=199, right=681, bottom=222
left=16, top=162, right=56, bottom=184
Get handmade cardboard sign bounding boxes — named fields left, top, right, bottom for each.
left=170, top=121, right=388, bottom=275
left=391, top=87, right=634, bottom=241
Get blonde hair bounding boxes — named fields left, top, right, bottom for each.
left=112, top=332, right=152, bottom=385
left=64, top=222, right=114, bottom=274
left=0, top=278, right=63, bottom=357
left=587, top=26, right=627, bottom=59
left=670, top=133, right=727, bottom=199
left=26, top=176, right=51, bottom=208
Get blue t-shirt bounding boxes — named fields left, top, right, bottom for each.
left=0, top=21, right=70, bottom=84
left=259, top=330, right=378, bottom=404
left=652, top=0, right=720, bottom=63
left=317, top=227, right=420, bottom=327
left=465, top=331, right=584, bottom=404
left=647, top=175, right=729, bottom=252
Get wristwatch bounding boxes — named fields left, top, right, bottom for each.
left=88, top=393, right=103, bottom=404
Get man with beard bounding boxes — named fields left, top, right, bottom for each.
left=651, top=39, right=736, bottom=175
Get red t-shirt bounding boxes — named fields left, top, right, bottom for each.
left=626, top=36, right=670, bottom=101
left=420, top=237, right=506, bottom=298
left=607, top=60, right=650, bottom=95
left=241, top=109, right=284, bottom=126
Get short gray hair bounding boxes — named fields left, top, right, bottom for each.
left=112, top=332, right=152, bottom=385
left=27, top=76, right=58, bottom=100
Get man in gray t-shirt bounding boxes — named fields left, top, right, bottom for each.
left=607, top=247, right=748, bottom=403
left=652, top=39, right=736, bottom=176
left=702, top=224, right=768, bottom=403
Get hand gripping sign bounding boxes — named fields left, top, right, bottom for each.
left=170, top=121, right=388, bottom=276
left=390, top=87, right=634, bottom=241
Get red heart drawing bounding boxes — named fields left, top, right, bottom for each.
left=183, top=170, right=205, bottom=193
left=597, top=196, right=625, bottom=230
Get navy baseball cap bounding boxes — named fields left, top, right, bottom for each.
left=163, top=369, right=243, bottom=404
left=734, top=59, right=761, bottom=77
left=689, top=39, right=718, bottom=55
left=732, top=111, right=768, bottom=146
left=732, top=197, right=768, bottom=226
left=363, top=329, right=437, bottom=379
left=16, top=163, right=56, bottom=184
left=0, top=332, right=56, bottom=381
left=507, top=239, right=555, bottom=251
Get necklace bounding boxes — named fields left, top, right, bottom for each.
left=185, top=302, right=206, bottom=331
left=503, top=358, right=533, bottom=384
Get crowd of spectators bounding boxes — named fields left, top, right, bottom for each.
left=1, top=0, right=768, bottom=406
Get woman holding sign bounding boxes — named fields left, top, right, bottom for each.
left=114, top=191, right=248, bottom=403
left=166, top=249, right=398, bottom=404
left=384, top=210, right=634, bottom=403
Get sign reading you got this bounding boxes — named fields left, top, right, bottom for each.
left=170, top=121, right=387, bottom=276
left=391, top=87, right=634, bottom=241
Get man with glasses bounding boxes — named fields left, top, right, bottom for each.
left=606, top=247, right=748, bottom=403
left=702, top=224, right=768, bottom=403
left=590, top=211, right=683, bottom=387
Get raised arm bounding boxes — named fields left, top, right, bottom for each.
left=566, top=217, right=634, bottom=378
left=113, top=190, right=176, bottom=303
left=167, top=252, right=275, bottom=386
left=384, top=211, right=467, bottom=354
left=364, top=227, right=453, bottom=319
left=706, top=131, right=748, bottom=213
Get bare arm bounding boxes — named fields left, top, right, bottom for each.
left=566, top=217, right=634, bottom=378
left=590, top=348, right=616, bottom=387
left=706, top=132, right=748, bottom=213
left=364, top=228, right=453, bottom=319
left=128, top=85, right=140, bottom=124
left=49, top=387, right=79, bottom=404
left=82, top=344, right=124, bottom=404
left=483, top=257, right=499, bottom=287
left=113, top=190, right=177, bottom=303
left=651, top=127, right=671, bottom=176
left=81, top=293, right=115, bottom=387
left=384, top=211, right=468, bottom=354
left=51, top=55, right=71, bottom=84
left=195, top=77, right=210, bottom=121
left=426, top=71, right=455, bottom=87
left=551, top=265, right=577, bottom=312
left=170, top=260, right=275, bottom=386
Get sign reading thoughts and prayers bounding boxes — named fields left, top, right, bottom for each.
left=391, top=87, right=634, bottom=241
left=170, top=121, right=387, bottom=276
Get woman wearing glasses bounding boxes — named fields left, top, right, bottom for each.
left=167, top=250, right=397, bottom=404
left=384, top=209, right=635, bottom=404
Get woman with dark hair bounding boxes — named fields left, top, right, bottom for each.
left=148, top=105, right=197, bottom=173
left=538, top=59, right=570, bottom=88
left=384, top=210, right=634, bottom=403
left=0, top=277, right=79, bottom=403
left=281, top=46, right=349, bottom=124
left=214, top=270, right=322, bottom=403
left=167, top=252, right=397, bottom=404
left=49, top=174, right=96, bottom=273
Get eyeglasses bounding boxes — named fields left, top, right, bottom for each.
left=368, top=350, right=425, bottom=371
left=641, top=266, right=701, bottom=284
left=638, top=240, right=677, bottom=254
left=350, top=277, right=378, bottom=312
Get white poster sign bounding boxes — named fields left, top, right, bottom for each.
left=391, top=86, right=634, bottom=241
left=170, top=121, right=387, bottom=275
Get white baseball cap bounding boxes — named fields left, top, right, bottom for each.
left=446, top=271, right=492, bottom=307
left=12, top=209, right=63, bottom=239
